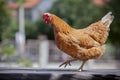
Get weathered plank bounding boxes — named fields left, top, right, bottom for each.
left=0, top=68, right=120, bottom=80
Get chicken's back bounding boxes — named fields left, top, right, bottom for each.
left=84, top=21, right=109, bottom=44
left=83, top=12, right=114, bottom=45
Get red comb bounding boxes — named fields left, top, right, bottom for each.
left=42, top=13, right=51, bottom=24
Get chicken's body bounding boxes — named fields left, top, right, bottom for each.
left=42, top=12, right=114, bottom=71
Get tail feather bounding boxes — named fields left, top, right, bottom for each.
left=101, top=12, right=114, bottom=27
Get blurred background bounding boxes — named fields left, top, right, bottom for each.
left=0, top=0, right=120, bottom=69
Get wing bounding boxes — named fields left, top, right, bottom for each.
left=69, top=31, right=101, bottom=49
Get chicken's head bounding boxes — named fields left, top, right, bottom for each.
left=42, top=13, right=51, bottom=24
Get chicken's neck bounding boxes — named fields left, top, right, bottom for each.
left=51, top=14, right=74, bottom=34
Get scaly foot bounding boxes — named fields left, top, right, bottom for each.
left=78, top=60, right=87, bottom=72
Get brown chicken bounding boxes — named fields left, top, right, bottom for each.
left=42, top=12, right=114, bottom=71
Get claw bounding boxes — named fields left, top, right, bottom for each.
left=59, top=59, right=78, bottom=68
left=78, top=68, right=83, bottom=72
left=59, top=60, right=71, bottom=68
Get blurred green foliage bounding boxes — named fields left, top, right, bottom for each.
left=0, top=0, right=11, bottom=41
left=107, top=0, right=120, bottom=46
left=35, top=20, right=54, bottom=40
left=17, top=0, right=25, bottom=5
left=17, top=58, right=32, bottom=67
left=0, top=42, right=32, bottom=66
left=50, top=0, right=104, bottom=28
left=25, top=20, right=39, bottom=39
left=2, top=22, right=18, bottom=40
left=1, top=43, right=15, bottom=62
left=2, top=20, right=39, bottom=40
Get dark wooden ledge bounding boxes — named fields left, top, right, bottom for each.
left=0, top=68, right=120, bottom=80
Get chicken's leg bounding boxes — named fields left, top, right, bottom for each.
left=78, top=60, right=87, bottom=71
left=59, top=59, right=78, bottom=68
